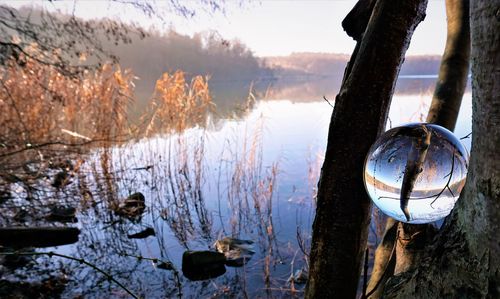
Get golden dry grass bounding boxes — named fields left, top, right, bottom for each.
left=0, top=57, right=134, bottom=146
left=142, top=71, right=214, bottom=135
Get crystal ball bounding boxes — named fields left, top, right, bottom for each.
left=363, top=123, right=468, bottom=224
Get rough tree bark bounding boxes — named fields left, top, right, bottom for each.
left=365, top=217, right=398, bottom=299
left=383, top=1, right=500, bottom=297
left=304, top=1, right=428, bottom=298
left=366, top=1, right=471, bottom=297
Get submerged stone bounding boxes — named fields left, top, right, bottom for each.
left=214, top=237, right=255, bottom=267
left=127, top=227, right=155, bottom=239
left=46, top=205, right=77, bottom=223
left=0, top=277, right=67, bottom=298
left=182, top=250, right=226, bottom=281
left=51, top=171, right=71, bottom=189
left=115, top=192, right=146, bottom=219
left=0, top=227, right=80, bottom=248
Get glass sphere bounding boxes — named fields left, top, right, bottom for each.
left=364, top=123, right=468, bottom=224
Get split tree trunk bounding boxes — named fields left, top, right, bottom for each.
left=426, top=0, right=470, bottom=131
left=384, top=1, right=500, bottom=297
left=304, top=1, right=427, bottom=298
left=366, top=1, right=471, bottom=297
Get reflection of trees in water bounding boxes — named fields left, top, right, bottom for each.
left=89, top=128, right=306, bottom=297
left=0, top=123, right=310, bottom=297
left=72, top=213, right=176, bottom=298
left=261, top=77, right=471, bottom=103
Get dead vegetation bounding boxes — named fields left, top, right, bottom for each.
left=0, top=46, right=316, bottom=297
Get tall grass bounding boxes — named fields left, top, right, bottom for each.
left=0, top=50, right=314, bottom=297
left=142, top=71, right=214, bottom=135
left=0, top=58, right=133, bottom=146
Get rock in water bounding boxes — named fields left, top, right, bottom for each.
left=51, top=171, right=70, bottom=189
left=182, top=251, right=226, bottom=281
left=214, top=237, right=255, bottom=267
left=115, top=192, right=146, bottom=219
left=127, top=227, right=155, bottom=239
left=46, top=205, right=77, bottom=223
left=0, top=227, right=80, bottom=248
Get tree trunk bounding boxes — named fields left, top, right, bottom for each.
left=304, top=1, right=427, bottom=298
left=365, top=1, right=471, bottom=296
left=384, top=1, right=500, bottom=297
left=426, top=0, right=470, bottom=130
left=393, top=223, right=437, bottom=275
left=365, top=218, right=397, bottom=299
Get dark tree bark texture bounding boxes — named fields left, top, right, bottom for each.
left=365, top=218, right=397, bottom=299
left=342, top=0, right=376, bottom=41
left=384, top=1, right=500, bottom=297
left=305, top=1, right=428, bottom=298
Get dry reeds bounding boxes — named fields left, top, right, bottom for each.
left=0, top=45, right=315, bottom=298
left=142, top=71, right=214, bottom=135
left=0, top=55, right=134, bottom=148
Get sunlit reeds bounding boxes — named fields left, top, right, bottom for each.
left=0, top=48, right=315, bottom=298
left=142, top=71, right=214, bottom=135
left=0, top=55, right=134, bottom=147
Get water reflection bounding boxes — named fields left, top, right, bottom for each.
left=0, top=77, right=472, bottom=298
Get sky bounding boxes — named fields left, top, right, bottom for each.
left=4, top=0, right=447, bottom=57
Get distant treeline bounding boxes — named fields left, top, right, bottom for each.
left=5, top=7, right=442, bottom=86
left=3, top=6, right=446, bottom=111
left=103, top=30, right=275, bottom=92
left=265, top=52, right=442, bottom=78
left=2, top=7, right=274, bottom=103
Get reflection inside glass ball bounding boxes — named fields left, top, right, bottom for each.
left=364, top=123, right=468, bottom=224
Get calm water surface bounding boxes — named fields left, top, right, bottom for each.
left=3, top=78, right=472, bottom=298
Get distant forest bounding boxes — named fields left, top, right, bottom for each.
left=265, top=52, right=441, bottom=79
left=3, top=6, right=444, bottom=108
left=95, top=22, right=443, bottom=105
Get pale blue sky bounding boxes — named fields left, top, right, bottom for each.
left=4, top=0, right=447, bottom=57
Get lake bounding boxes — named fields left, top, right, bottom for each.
left=0, top=77, right=472, bottom=298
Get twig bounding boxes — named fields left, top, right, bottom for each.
left=429, top=149, right=456, bottom=207
left=323, top=96, right=334, bottom=108
left=120, top=252, right=182, bottom=299
left=296, top=226, right=309, bottom=257
left=0, top=138, right=129, bottom=158
left=0, top=251, right=140, bottom=299
left=460, top=132, right=472, bottom=140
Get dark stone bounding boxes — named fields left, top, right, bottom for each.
left=13, top=209, right=29, bottom=222
left=0, top=190, right=11, bottom=204
left=1, top=249, right=32, bottom=270
left=115, top=192, right=146, bottom=219
left=214, top=237, right=255, bottom=267
left=182, top=250, right=226, bottom=281
left=51, top=171, right=70, bottom=188
left=156, top=261, right=174, bottom=270
left=46, top=206, right=77, bottom=223
left=127, top=227, right=155, bottom=239
left=0, top=227, right=80, bottom=248
left=0, top=277, right=67, bottom=299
